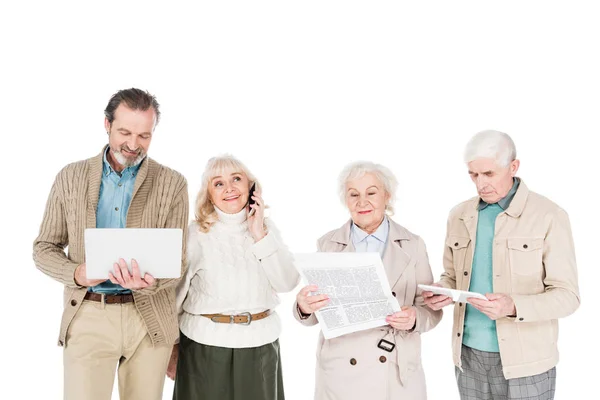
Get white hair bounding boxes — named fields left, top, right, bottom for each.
left=464, top=130, right=517, bottom=167
left=338, top=161, right=398, bottom=215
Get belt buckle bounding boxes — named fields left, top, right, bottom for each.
left=237, top=312, right=252, bottom=325
left=377, top=339, right=395, bottom=352
left=105, top=294, right=118, bottom=304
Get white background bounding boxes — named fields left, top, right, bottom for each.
left=1, top=1, right=598, bottom=399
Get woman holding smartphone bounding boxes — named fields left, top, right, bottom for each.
left=168, top=155, right=299, bottom=400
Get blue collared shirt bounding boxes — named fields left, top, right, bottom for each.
left=89, top=148, right=142, bottom=295
left=351, top=216, right=390, bottom=257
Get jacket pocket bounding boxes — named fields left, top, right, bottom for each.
left=397, top=330, right=422, bottom=371
left=517, top=319, right=557, bottom=362
left=507, top=238, right=543, bottom=275
left=507, top=237, right=544, bottom=294
left=446, top=236, right=471, bottom=286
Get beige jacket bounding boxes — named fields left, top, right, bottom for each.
left=439, top=180, right=580, bottom=379
left=295, top=219, right=442, bottom=400
left=33, top=147, right=189, bottom=347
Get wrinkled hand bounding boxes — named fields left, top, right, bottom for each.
left=386, top=306, right=417, bottom=331
left=422, top=282, right=453, bottom=310
left=108, top=258, right=156, bottom=290
left=248, top=190, right=266, bottom=242
left=296, top=285, right=330, bottom=315
left=166, top=344, right=178, bottom=380
left=468, top=293, right=516, bottom=320
left=74, top=263, right=105, bottom=287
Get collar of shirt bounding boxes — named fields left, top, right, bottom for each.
left=478, top=177, right=521, bottom=211
left=102, top=147, right=142, bottom=178
left=351, top=216, right=389, bottom=246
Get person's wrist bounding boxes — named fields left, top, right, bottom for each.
left=297, top=303, right=311, bottom=319
left=253, top=231, right=266, bottom=241
left=74, top=266, right=85, bottom=286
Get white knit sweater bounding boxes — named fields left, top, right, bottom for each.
left=176, top=207, right=300, bottom=348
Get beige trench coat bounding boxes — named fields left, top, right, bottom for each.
left=295, top=219, right=442, bottom=400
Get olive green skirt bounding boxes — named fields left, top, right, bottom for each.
left=173, top=332, right=285, bottom=400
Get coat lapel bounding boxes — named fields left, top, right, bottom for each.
left=125, top=157, right=152, bottom=228
left=86, top=147, right=105, bottom=230
left=383, top=219, right=415, bottom=288
left=329, top=219, right=415, bottom=288
left=328, top=220, right=355, bottom=253
left=460, top=198, right=479, bottom=242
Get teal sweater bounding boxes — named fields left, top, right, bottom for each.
left=463, top=179, right=520, bottom=352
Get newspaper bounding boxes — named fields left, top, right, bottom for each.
left=294, top=252, right=400, bottom=339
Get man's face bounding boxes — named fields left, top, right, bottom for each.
left=104, top=104, right=156, bottom=170
left=468, top=158, right=520, bottom=203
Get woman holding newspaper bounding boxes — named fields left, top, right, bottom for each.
left=169, top=155, right=300, bottom=400
left=294, top=161, right=442, bottom=400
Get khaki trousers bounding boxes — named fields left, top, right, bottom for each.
left=63, top=299, right=172, bottom=400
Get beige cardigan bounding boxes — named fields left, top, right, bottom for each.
left=33, top=146, right=189, bottom=347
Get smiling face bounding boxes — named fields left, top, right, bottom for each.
left=468, top=158, right=520, bottom=203
left=345, top=172, right=389, bottom=234
left=104, top=103, right=155, bottom=171
left=208, top=167, right=252, bottom=214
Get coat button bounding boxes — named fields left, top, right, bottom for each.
left=458, top=302, right=463, bottom=307
left=457, top=332, right=461, bottom=337
left=379, top=356, right=387, bottom=363
left=350, top=358, right=357, bottom=366
left=523, top=244, right=528, bottom=249
left=519, top=317, right=524, bottom=321
left=70, top=299, right=77, bottom=306
left=463, top=271, right=468, bottom=276
left=392, top=292, right=396, bottom=297
left=454, top=242, right=459, bottom=247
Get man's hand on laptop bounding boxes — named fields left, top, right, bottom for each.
left=108, top=258, right=156, bottom=290
left=74, top=263, right=106, bottom=287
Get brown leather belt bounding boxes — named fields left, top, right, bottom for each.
left=84, top=292, right=135, bottom=304
left=201, top=310, right=271, bottom=325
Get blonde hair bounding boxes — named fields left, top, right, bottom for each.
left=194, top=155, right=260, bottom=233
left=338, top=161, right=399, bottom=215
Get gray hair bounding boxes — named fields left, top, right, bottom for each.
left=338, top=161, right=398, bottom=215
left=464, top=130, right=517, bottom=167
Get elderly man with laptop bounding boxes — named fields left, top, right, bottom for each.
left=33, top=88, right=188, bottom=400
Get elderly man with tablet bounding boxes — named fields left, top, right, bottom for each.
left=33, top=88, right=188, bottom=400
left=423, top=130, right=580, bottom=400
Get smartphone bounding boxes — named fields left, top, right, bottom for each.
left=248, top=183, right=257, bottom=216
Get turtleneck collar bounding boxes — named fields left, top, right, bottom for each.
left=214, top=206, right=247, bottom=225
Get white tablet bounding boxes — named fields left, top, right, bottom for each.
left=84, top=228, right=183, bottom=279
left=417, top=284, right=488, bottom=303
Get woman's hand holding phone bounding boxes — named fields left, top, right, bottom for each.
left=247, top=183, right=266, bottom=242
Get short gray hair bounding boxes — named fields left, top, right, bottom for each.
left=338, top=161, right=398, bottom=215
left=464, top=130, right=517, bottom=168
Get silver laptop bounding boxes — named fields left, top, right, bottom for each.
left=84, top=228, right=183, bottom=279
